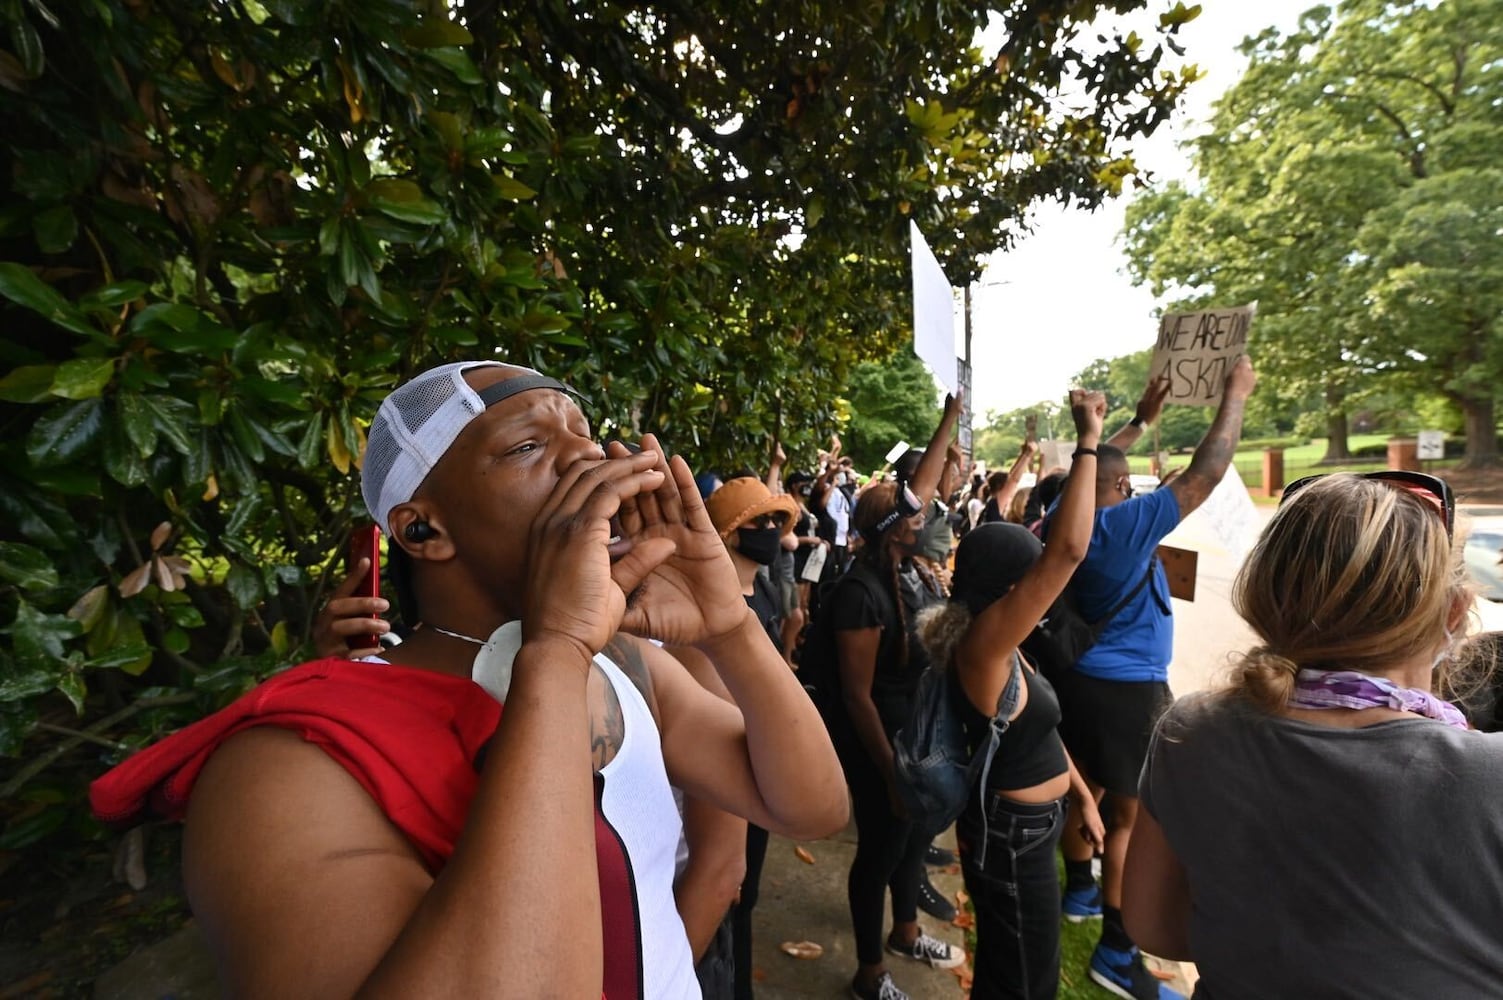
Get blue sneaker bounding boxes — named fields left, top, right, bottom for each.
left=1088, top=942, right=1185, bottom=1000
left=1061, top=884, right=1103, bottom=922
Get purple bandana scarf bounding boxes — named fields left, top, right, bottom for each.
left=1289, top=669, right=1470, bottom=731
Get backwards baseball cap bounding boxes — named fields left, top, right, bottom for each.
left=361, top=361, right=580, bottom=531
left=950, top=522, right=1043, bottom=616
left=704, top=477, right=799, bottom=540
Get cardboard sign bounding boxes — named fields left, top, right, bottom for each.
left=1417, top=430, right=1445, bottom=461
left=885, top=441, right=911, bottom=464
left=1038, top=440, right=1074, bottom=474
left=1150, top=305, right=1255, bottom=406
left=909, top=222, right=959, bottom=395
left=1157, top=544, right=1198, bottom=602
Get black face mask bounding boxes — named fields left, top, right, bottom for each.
left=735, top=525, right=782, bottom=566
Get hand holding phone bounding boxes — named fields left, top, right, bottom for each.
left=311, top=526, right=391, bottom=659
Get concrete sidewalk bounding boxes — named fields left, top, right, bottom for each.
left=748, top=820, right=1195, bottom=1000
left=748, top=823, right=969, bottom=1000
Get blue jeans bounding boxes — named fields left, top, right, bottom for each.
left=955, top=794, right=1068, bottom=1000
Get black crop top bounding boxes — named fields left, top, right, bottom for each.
left=953, top=656, right=1069, bottom=792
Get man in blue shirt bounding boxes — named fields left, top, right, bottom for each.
left=1058, top=357, right=1257, bottom=1000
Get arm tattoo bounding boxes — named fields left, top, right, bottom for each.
left=589, top=676, right=625, bottom=773
left=602, top=634, right=656, bottom=712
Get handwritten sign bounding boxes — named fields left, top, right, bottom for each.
left=1150, top=305, right=1255, bottom=406
left=1417, top=430, right=1445, bottom=461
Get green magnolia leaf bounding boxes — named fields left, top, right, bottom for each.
left=78, top=280, right=148, bottom=310
left=26, top=398, right=103, bottom=467
left=50, top=357, right=115, bottom=400
left=493, top=175, right=537, bottom=202
left=404, top=20, right=473, bottom=47
left=117, top=393, right=157, bottom=456
left=55, top=671, right=86, bottom=714
left=166, top=601, right=205, bottom=628
left=370, top=196, right=446, bottom=226
left=162, top=627, right=190, bottom=654
left=0, top=364, right=57, bottom=403
left=0, top=542, right=59, bottom=591
left=144, top=395, right=195, bottom=455
left=0, top=262, right=96, bottom=336
left=6, top=599, right=81, bottom=664
left=85, top=640, right=153, bottom=673
left=224, top=562, right=263, bottom=609
left=0, top=667, right=56, bottom=701
left=32, top=204, right=77, bottom=254
left=425, top=47, right=483, bottom=85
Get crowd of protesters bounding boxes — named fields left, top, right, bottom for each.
left=89, top=355, right=1503, bottom=1000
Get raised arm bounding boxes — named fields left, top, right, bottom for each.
left=989, top=438, right=1041, bottom=524
left=765, top=441, right=787, bottom=494
left=908, top=390, right=964, bottom=506
left=1168, top=356, right=1257, bottom=518
left=953, top=390, right=1105, bottom=716
left=1105, top=375, right=1171, bottom=452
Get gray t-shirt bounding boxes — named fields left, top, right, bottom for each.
left=1141, top=692, right=1503, bottom=999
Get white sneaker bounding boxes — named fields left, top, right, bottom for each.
left=850, top=970, right=910, bottom=1000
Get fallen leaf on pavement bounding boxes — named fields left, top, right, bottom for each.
left=951, top=909, right=974, bottom=929
left=955, top=889, right=969, bottom=905
left=794, top=845, right=816, bottom=864
left=752, top=968, right=767, bottom=982
left=944, top=863, right=961, bottom=875
left=780, top=940, right=824, bottom=959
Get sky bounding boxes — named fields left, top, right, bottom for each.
left=961, top=0, right=1315, bottom=417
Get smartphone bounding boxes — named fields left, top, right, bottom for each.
left=346, top=524, right=383, bottom=650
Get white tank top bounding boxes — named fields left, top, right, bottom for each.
left=471, top=623, right=699, bottom=999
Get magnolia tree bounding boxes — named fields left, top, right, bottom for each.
left=0, top=0, right=1198, bottom=848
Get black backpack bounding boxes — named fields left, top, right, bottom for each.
left=1020, top=562, right=1158, bottom=682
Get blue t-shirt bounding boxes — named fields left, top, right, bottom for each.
left=1072, top=487, right=1181, bottom=682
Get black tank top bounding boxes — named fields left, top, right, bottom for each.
left=953, top=656, right=1068, bottom=792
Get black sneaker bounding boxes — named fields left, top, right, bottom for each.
left=924, top=843, right=956, bottom=867
left=917, top=872, right=956, bottom=922
left=1088, top=943, right=1185, bottom=1000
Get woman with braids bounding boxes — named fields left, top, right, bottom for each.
left=913, top=389, right=1108, bottom=1000
left=830, top=479, right=966, bottom=1000
left=1124, top=472, right=1503, bottom=998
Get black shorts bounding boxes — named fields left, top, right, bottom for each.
left=1055, top=671, right=1173, bottom=798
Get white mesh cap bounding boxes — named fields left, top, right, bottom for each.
left=362, top=362, right=505, bottom=531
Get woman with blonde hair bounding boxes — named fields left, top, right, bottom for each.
left=914, top=389, right=1108, bottom=1000
left=1124, top=471, right=1503, bottom=998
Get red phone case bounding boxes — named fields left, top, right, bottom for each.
left=347, top=525, right=382, bottom=650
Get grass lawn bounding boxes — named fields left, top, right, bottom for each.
left=1123, top=434, right=1462, bottom=504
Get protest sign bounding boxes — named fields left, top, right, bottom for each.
left=1150, top=305, right=1254, bottom=406
left=909, top=221, right=959, bottom=395
left=1417, top=430, right=1445, bottom=461
left=800, top=544, right=827, bottom=584
left=1038, top=440, right=1074, bottom=474
left=1196, top=464, right=1261, bottom=560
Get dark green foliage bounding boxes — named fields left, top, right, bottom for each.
left=0, top=0, right=1192, bottom=857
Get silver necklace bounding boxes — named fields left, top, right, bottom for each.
left=422, top=622, right=489, bottom=646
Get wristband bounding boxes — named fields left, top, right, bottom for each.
left=1129, top=416, right=1146, bottom=428
left=1073, top=448, right=1098, bottom=459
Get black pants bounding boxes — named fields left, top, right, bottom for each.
left=840, top=735, right=926, bottom=966
left=955, top=795, right=1068, bottom=1000
left=696, top=910, right=735, bottom=1000
left=732, top=824, right=770, bottom=999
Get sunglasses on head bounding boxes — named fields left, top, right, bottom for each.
left=1280, top=470, right=1454, bottom=537
left=872, top=484, right=924, bottom=537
